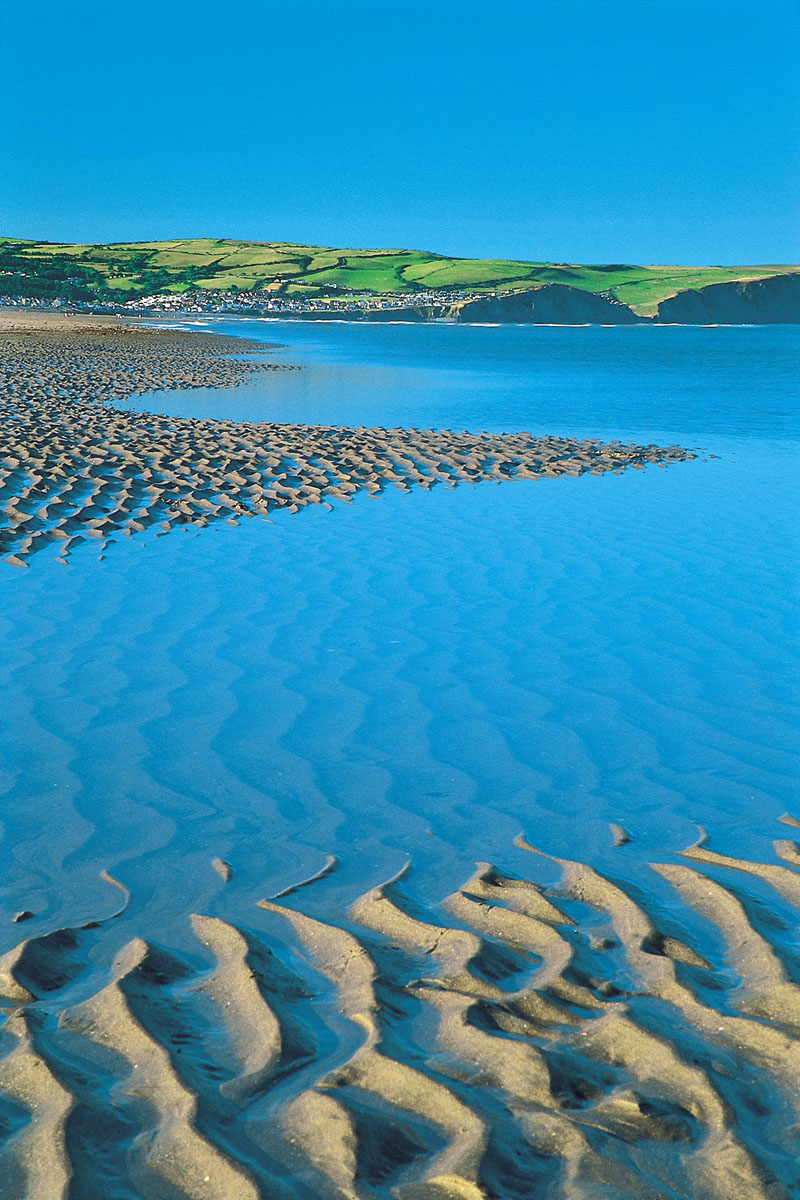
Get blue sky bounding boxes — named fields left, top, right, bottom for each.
left=2, top=0, right=798, bottom=263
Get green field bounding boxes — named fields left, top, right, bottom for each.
left=0, top=236, right=796, bottom=313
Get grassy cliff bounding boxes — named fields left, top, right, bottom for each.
left=0, top=236, right=796, bottom=316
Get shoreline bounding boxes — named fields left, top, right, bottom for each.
left=4, top=304, right=799, bottom=330
left=2, top=312, right=798, bottom=1197
left=0, top=312, right=695, bottom=568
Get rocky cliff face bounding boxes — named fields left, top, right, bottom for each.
left=261, top=273, right=800, bottom=325
left=655, top=272, right=800, bottom=324
left=456, top=273, right=800, bottom=325
left=457, top=284, right=645, bottom=325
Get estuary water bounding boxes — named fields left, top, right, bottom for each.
left=4, top=319, right=799, bottom=925
left=2, top=322, right=800, bottom=1198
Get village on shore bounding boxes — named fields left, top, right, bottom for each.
left=2, top=286, right=494, bottom=318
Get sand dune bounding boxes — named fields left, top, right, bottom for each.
left=1, top=834, right=798, bottom=1198
left=0, top=314, right=696, bottom=567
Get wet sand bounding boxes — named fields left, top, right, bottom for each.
left=6, top=313, right=795, bottom=1198
left=1, top=832, right=799, bottom=1198
left=0, top=312, right=694, bottom=568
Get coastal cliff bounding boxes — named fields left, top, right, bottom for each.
left=456, top=284, right=645, bottom=324
left=454, top=274, right=800, bottom=326
left=655, top=271, right=800, bottom=323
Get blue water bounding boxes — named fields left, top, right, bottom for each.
left=2, top=323, right=799, bottom=943
left=137, top=319, right=799, bottom=442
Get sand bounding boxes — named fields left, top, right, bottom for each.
left=1, top=832, right=799, bottom=1197
left=7, top=313, right=792, bottom=1197
left=0, top=311, right=696, bottom=568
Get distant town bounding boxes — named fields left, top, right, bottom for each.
left=1, top=287, right=494, bottom=318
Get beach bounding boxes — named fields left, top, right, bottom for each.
left=2, top=313, right=799, bottom=1199
left=0, top=313, right=693, bottom=569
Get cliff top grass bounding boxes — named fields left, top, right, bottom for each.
left=2, top=236, right=797, bottom=315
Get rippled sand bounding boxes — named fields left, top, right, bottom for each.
left=0, top=313, right=693, bottom=567
left=2, top=831, right=799, bottom=1198
left=5, top=313, right=796, bottom=1199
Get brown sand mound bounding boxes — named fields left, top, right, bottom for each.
left=2, top=836, right=799, bottom=1198
left=0, top=314, right=696, bottom=567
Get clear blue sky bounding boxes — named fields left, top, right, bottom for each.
left=2, top=0, right=798, bottom=264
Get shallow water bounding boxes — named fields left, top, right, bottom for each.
left=120, top=321, right=798, bottom=874
left=133, top=319, right=800, bottom=442
left=3, top=323, right=800, bottom=1197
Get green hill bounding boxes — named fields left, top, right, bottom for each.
left=0, top=236, right=796, bottom=317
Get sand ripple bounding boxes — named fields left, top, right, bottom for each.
left=0, top=319, right=695, bottom=567
left=2, top=837, right=799, bottom=1198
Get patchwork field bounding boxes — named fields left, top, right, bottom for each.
left=0, top=236, right=796, bottom=314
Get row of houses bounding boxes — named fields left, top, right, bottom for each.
left=119, top=287, right=497, bottom=315
left=1, top=287, right=503, bottom=317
